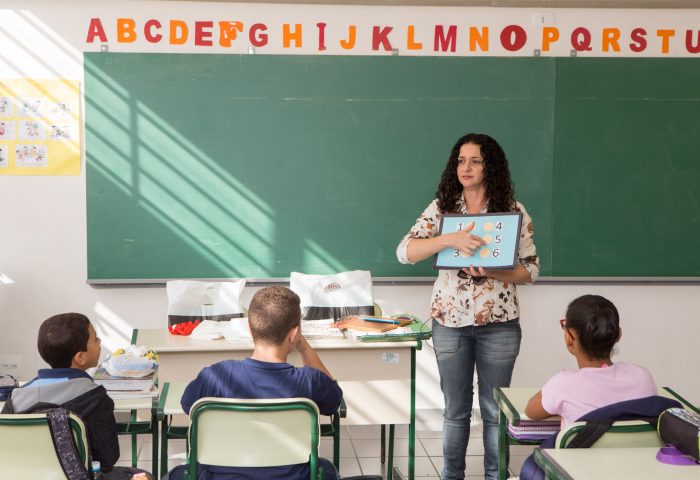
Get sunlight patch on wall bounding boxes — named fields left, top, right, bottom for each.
left=0, top=273, right=15, bottom=284
left=93, top=301, right=133, bottom=355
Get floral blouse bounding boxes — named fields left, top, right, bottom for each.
left=396, top=197, right=539, bottom=327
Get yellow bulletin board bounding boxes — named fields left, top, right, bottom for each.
left=0, top=79, right=81, bottom=176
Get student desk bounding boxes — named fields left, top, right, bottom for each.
left=134, top=328, right=422, bottom=480
left=494, top=386, right=699, bottom=480
left=112, top=395, right=160, bottom=475
left=533, top=447, right=700, bottom=480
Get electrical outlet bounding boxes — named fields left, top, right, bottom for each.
left=0, top=354, right=22, bottom=376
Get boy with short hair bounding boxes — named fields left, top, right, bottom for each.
left=170, top=286, right=343, bottom=480
left=1, top=313, right=152, bottom=480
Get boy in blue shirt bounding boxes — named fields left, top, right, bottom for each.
left=1, top=313, right=152, bottom=480
left=169, top=286, right=342, bottom=480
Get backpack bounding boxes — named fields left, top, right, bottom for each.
left=519, top=395, right=682, bottom=480
left=34, top=407, right=93, bottom=480
left=0, top=374, right=18, bottom=401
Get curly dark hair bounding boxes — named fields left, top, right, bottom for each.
left=436, top=133, right=516, bottom=213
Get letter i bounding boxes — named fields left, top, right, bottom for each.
left=317, top=22, right=327, bottom=51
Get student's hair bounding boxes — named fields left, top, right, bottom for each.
left=564, top=295, right=621, bottom=360
left=436, top=133, right=516, bottom=214
left=37, top=313, right=92, bottom=368
left=248, top=286, right=301, bottom=345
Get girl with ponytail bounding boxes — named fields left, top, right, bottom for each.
left=525, top=294, right=657, bottom=427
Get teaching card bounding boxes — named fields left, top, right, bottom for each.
left=0, top=120, right=15, bottom=140
left=0, top=146, right=7, bottom=168
left=50, top=124, right=71, bottom=140
left=18, top=97, right=45, bottom=117
left=0, top=96, right=12, bottom=116
left=15, top=144, right=48, bottom=167
left=47, top=101, right=71, bottom=118
left=19, top=119, right=46, bottom=140
left=433, top=212, right=522, bottom=270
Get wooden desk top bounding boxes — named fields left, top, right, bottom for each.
left=136, top=328, right=419, bottom=352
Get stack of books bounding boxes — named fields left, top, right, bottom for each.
left=92, top=367, right=158, bottom=398
left=507, top=419, right=560, bottom=440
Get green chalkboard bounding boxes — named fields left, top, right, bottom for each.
left=552, top=58, right=700, bottom=278
left=86, top=53, right=700, bottom=281
left=85, top=53, right=554, bottom=280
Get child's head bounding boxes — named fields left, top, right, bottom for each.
left=38, top=313, right=101, bottom=370
left=563, top=295, right=621, bottom=360
left=248, top=286, right=301, bottom=346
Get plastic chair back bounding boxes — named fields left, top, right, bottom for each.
left=0, top=412, right=89, bottom=478
left=556, top=419, right=664, bottom=448
left=188, top=397, right=320, bottom=478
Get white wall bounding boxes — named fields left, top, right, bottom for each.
left=1, top=1, right=698, bottom=409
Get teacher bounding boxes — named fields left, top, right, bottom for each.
left=396, top=133, right=539, bottom=480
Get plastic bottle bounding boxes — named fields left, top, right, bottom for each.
left=91, top=460, right=104, bottom=479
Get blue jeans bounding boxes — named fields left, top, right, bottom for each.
left=433, top=320, right=522, bottom=480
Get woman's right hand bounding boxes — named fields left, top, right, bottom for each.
left=449, top=221, right=486, bottom=257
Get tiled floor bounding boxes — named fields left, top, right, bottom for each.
left=116, top=409, right=533, bottom=479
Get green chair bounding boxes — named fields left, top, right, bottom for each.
left=556, top=419, right=664, bottom=448
left=0, top=412, right=90, bottom=478
left=185, top=397, right=324, bottom=480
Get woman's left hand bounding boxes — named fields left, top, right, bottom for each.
left=460, top=265, right=532, bottom=284
left=462, top=265, right=487, bottom=277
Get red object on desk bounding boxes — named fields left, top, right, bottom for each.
left=168, top=319, right=201, bottom=335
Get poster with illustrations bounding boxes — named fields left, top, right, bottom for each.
left=0, top=79, right=80, bottom=175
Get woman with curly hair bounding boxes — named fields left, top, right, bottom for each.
left=396, top=133, right=539, bottom=480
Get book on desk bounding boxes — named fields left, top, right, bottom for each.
left=333, top=315, right=432, bottom=343
left=92, top=367, right=157, bottom=393
left=507, top=419, right=560, bottom=440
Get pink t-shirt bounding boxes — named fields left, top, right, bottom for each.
left=541, top=362, right=657, bottom=427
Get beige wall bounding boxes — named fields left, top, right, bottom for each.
left=1, top=1, right=699, bottom=409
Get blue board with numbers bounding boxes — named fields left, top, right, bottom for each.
left=433, top=213, right=522, bottom=270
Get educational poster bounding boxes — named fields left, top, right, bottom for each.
left=0, top=79, right=80, bottom=175
left=433, top=212, right=522, bottom=270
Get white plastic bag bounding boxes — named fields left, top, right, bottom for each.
left=103, top=345, right=158, bottom=378
left=166, top=279, right=246, bottom=329
left=290, top=270, right=374, bottom=320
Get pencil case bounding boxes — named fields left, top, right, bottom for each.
left=658, top=408, right=700, bottom=462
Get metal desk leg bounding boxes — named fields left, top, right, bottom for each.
left=160, top=415, right=170, bottom=478
left=498, top=409, right=508, bottom=480
left=151, top=408, right=159, bottom=479
left=381, top=424, right=386, bottom=464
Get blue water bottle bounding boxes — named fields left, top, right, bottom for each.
left=91, top=460, right=104, bottom=479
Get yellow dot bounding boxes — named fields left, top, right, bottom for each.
left=480, top=249, right=491, bottom=258
left=483, top=222, right=494, bottom=231
left=482, top=234, right=493, bottom=244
